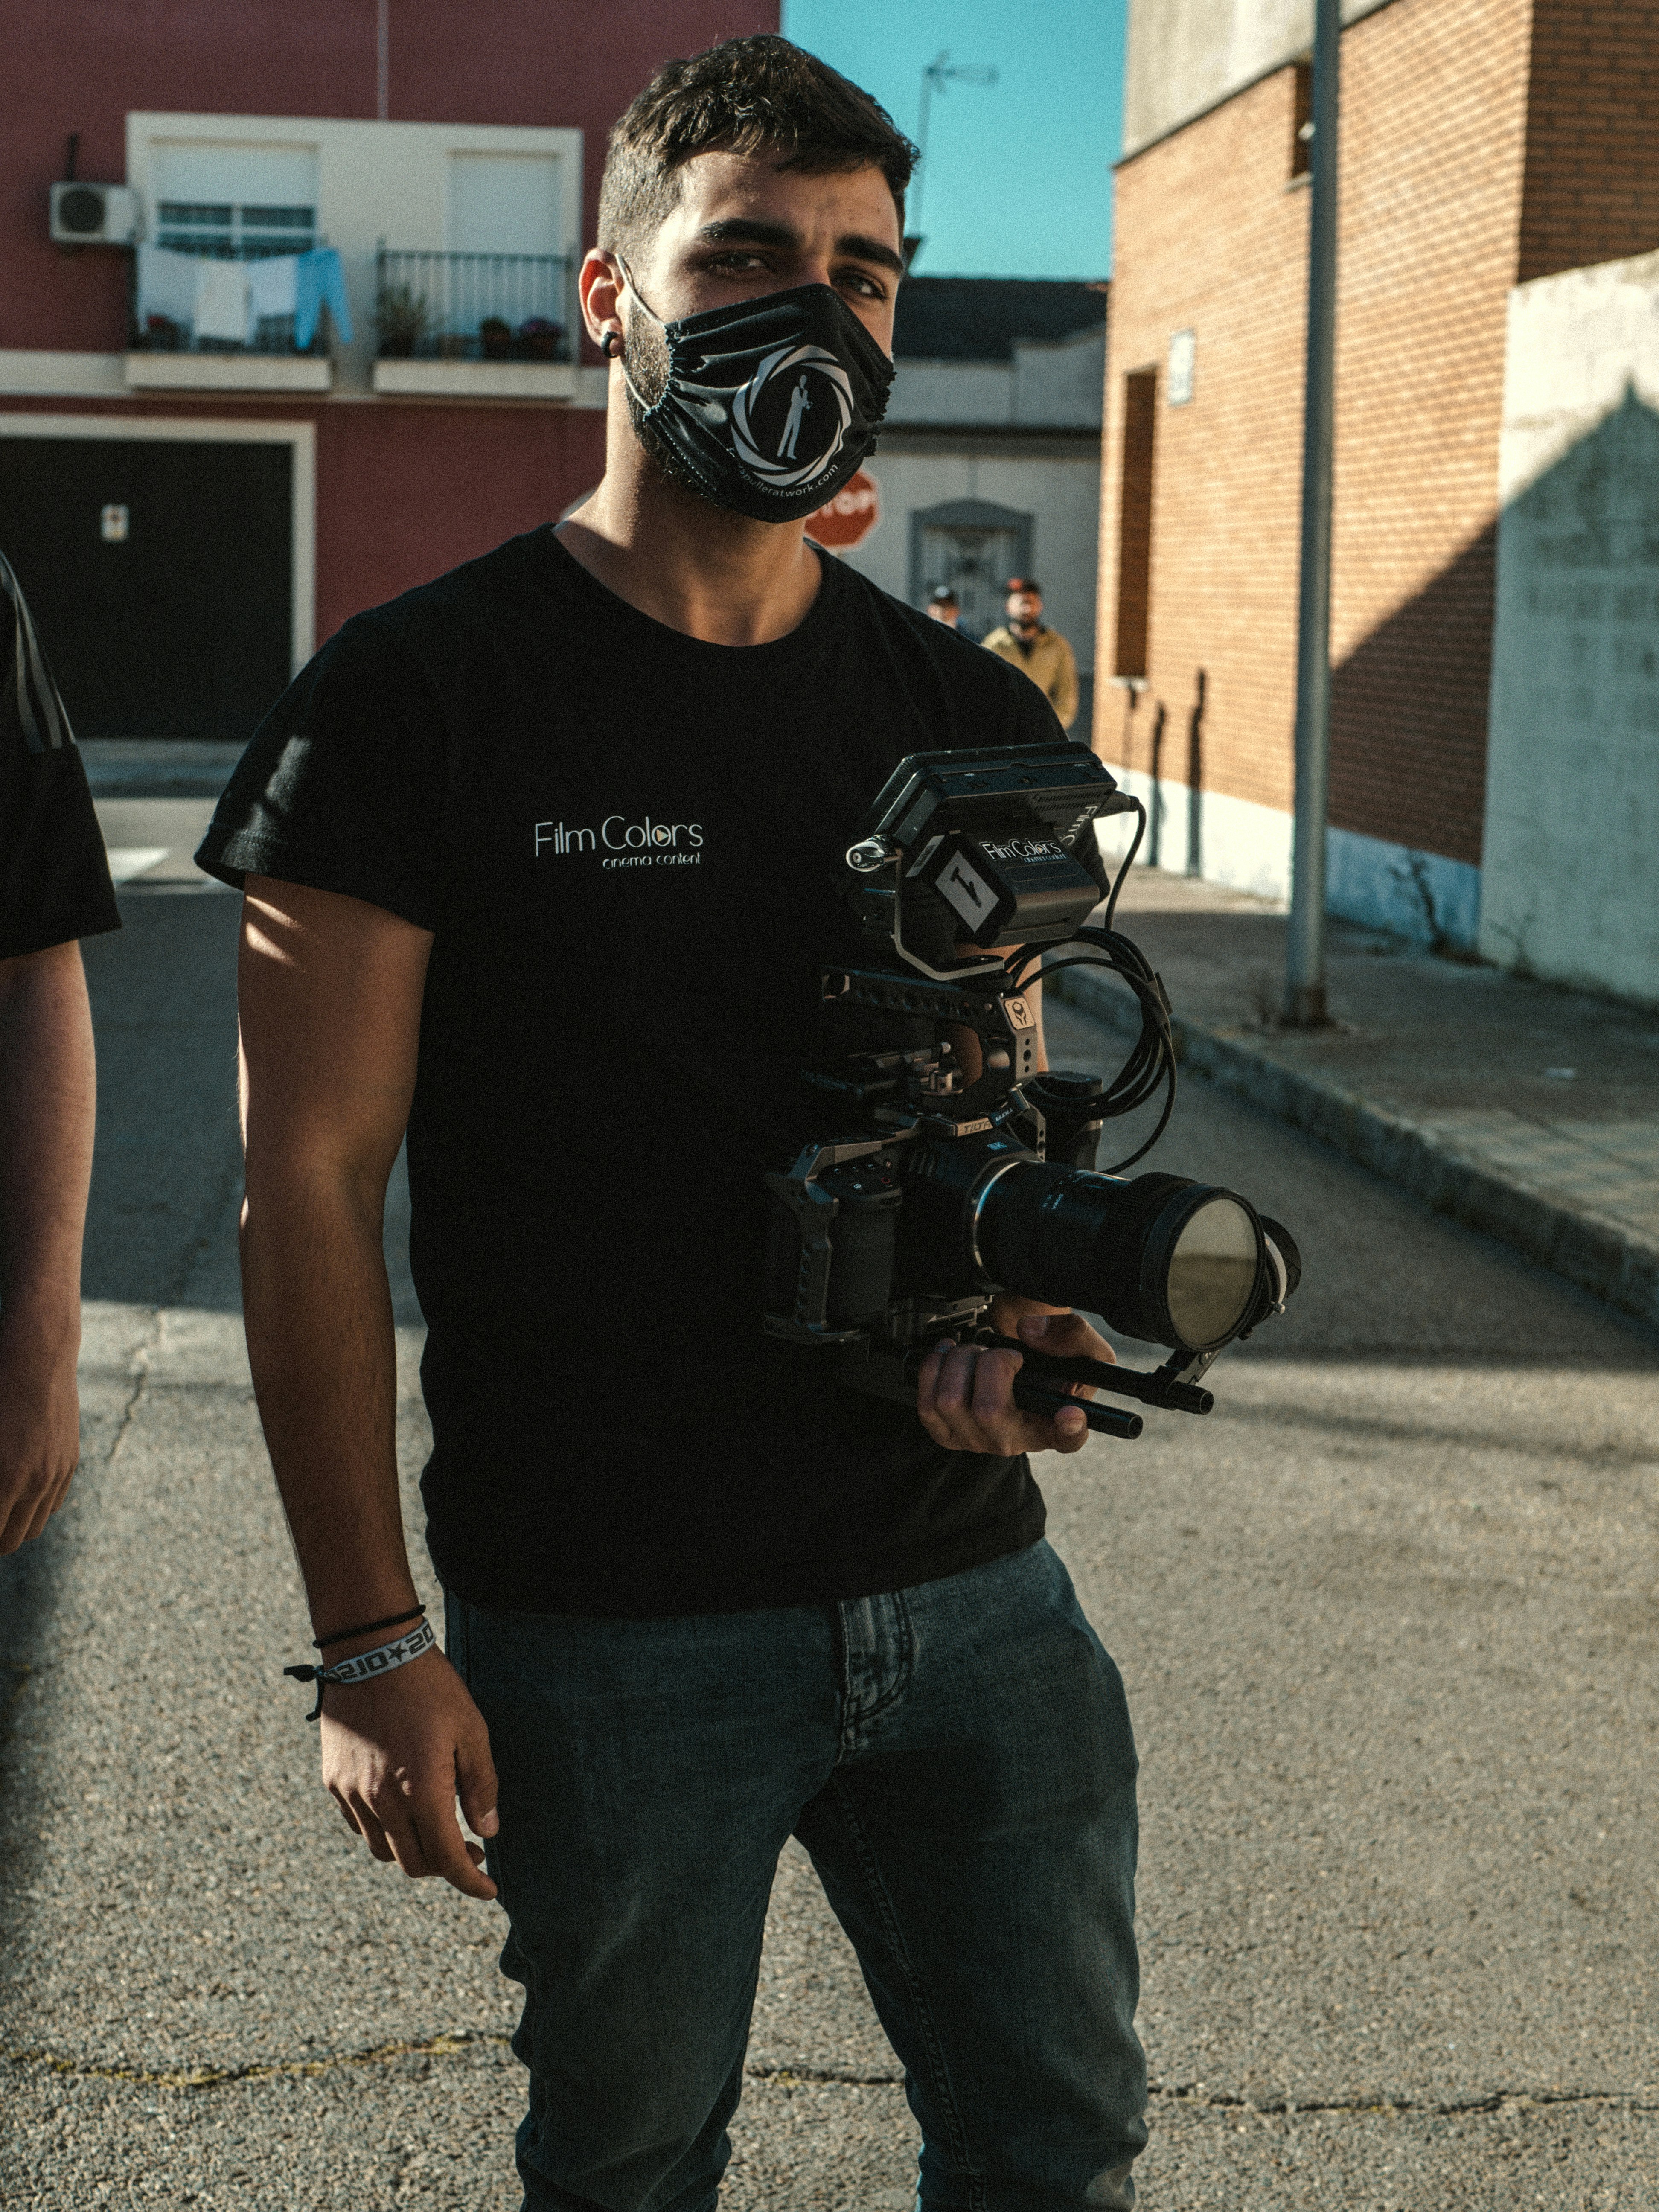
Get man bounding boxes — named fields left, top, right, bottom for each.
left=200, top=36, right=1145, bottom=2212
left=0, top=551, right=119, bottom=1555
left=925, top=582, right=960, bottom=627
left=983, top=576, right=1081, bottom=731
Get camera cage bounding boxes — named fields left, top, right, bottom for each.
left=763, top=746, right=1298, bottom=1438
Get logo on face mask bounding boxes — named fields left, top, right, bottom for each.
left=729, top=344, right=854, bottom=493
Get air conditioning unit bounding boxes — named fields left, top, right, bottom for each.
left=50, top=182, right=140, bottom=246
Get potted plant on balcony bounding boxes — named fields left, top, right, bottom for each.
left=480, top=316, right=512, bottom=361
left=375, top=283, right=429, bottom=359
left=517, top=317, right=564, bottom=362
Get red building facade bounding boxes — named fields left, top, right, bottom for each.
left=0, top=2, right=772, bottom=737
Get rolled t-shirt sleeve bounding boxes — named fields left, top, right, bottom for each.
left=195, top=615, right=449, bottom=931
left=0, top=557, right=119, bottom=959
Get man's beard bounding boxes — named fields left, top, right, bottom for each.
left=621, top=310, right=722, bottom=506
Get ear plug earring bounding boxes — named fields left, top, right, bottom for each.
left=602, top=331, right=622, bottom=359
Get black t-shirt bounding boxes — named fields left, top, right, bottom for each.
left=1, top=552, right=119, bottom=958
left=198, top=528, right=1069, bottom=1616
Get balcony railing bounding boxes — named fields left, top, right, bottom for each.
left=375, top=247, right=574, bottom=364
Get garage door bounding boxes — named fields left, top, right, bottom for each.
left=0, top=435, right=292, bottom=740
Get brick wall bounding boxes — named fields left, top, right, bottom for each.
left=1097, top=63, right=1312, bottom=821
left=1326, top=0, right=1533, bottom=862
left=1519, top=0, right=1659, bottom=282
left=1097, top=0, right=1533, bottom=869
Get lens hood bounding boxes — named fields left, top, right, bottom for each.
left=974, top=1163, right=1267, bottom=1353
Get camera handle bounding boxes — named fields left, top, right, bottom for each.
left=1009, top=1377, right=1145, bottom=1441
left=887, top=1341, right=1145, bottom=1440
left=977, top=1333, right=1220, bottom=1417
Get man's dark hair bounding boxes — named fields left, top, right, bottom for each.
left=599, top=35, right=917, bottom=268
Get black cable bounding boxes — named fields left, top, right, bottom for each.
left=1104, top=798, right=1147, bottom=933
left=1007, top=920, right=1178, bottom=1172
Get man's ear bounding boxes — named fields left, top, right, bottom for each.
left=578, top=248, right=624, bottom=353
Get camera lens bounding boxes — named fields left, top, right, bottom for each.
left=975, top=1164, right=1266, bottom=1352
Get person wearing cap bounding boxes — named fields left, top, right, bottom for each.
left=982, top=577, right=1080, bottom=731
left=925, top=584, right=960, bottom=629
left=0, top=550, right=119, bottom=1554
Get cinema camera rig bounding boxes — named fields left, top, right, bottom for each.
left=761, top=745, right=1301, bottom=1441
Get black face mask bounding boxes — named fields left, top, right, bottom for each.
left=620, top=270, right=895, bottom=523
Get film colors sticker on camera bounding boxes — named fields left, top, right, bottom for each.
left=909, top=834, right=1016, bottom=946
left=910, top=832, right=1094, bottom=949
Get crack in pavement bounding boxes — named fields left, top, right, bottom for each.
left=0, top=2037, right=905, bottom=2097
left=6, top=2036, right=1657, bottom=2120
left=0, top=2029, right=512, bottom=2093
left=104, top=1313, right=161, bottom=1466
left=1146, top=2081, right=1659, bottom=2118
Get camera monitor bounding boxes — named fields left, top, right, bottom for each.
left=844, top=744, right=1140, bottom=977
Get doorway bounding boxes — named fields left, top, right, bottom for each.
left=909, top=498, right=1033, bottom=642
left=0, top=433, right=294, bottom=740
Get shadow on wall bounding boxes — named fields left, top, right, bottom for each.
left=1098, top=386, right=1657, bottom=978
left=1097, top=526, right=1495, bottom=939
left=1479, top=382, right=1659, bottom=1003
left=1328, top=524, right=1497, bottom=875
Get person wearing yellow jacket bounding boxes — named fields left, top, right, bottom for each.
left=981, top=577, right=1080, bottom=731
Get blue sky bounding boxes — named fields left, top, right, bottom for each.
left=780, top=0, right=1126, bottom=279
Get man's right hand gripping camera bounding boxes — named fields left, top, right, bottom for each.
left=762, top=745, right=1303, bottom=1439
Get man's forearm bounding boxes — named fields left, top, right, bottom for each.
left=0, top=940, right=96, bottom=1326
left=240, top=1173, right=419, bottom=1636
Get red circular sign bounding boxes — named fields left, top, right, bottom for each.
left=804, top=468, right=881, bottom=550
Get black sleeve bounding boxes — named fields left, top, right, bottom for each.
left=0, top=558, right=119, bottom=959
left=195, top=614, right=450, bottom=932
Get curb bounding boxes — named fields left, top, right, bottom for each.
left=1053, top=966, right=1659, bottom=1336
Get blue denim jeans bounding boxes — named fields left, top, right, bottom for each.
left=445, top=1539, right=1145, bottom=2212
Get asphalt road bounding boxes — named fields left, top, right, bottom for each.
left=2, top=885, right=1656, bottom=2209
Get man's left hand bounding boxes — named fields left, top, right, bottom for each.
left=916, top=1305, right=1115, bottom=1458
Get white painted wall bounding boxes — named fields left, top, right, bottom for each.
left=1095, top=752, right=1481, bottom=941
left=887, top=361, right=1013, bottom=426
left=841, top=446, right=1103, bottom=671
left=125, top=114, right=582, bottom=395
left=1479, top=249, right=1659, bottom=1005
left=886, top=326, right=1106, bottom=431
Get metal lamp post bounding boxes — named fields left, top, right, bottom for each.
left=1284, top=0, right=1342, bottom=1027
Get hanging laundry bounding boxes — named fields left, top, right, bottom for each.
left=195, top=257, right=252, bottom=344
left=294, top=248, right=353, bottom=348
left=135, top=244, right=201, bottom=335
left=247, top=253, right=300, bottom=323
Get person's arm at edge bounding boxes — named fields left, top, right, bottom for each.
left=238, top=875, right=497, bottom=1900
left=1051, top=636, right=1080, bottom=731
left=0, top=939, right=94, bottom=1553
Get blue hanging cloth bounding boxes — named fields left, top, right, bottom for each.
left=294, top=249, right=353, bottom=348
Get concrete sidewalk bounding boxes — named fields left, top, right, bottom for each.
left=1056, top=870, right=1659, bottom=1332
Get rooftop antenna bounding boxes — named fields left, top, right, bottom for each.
left=909, top=51, right=998, bottom=265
